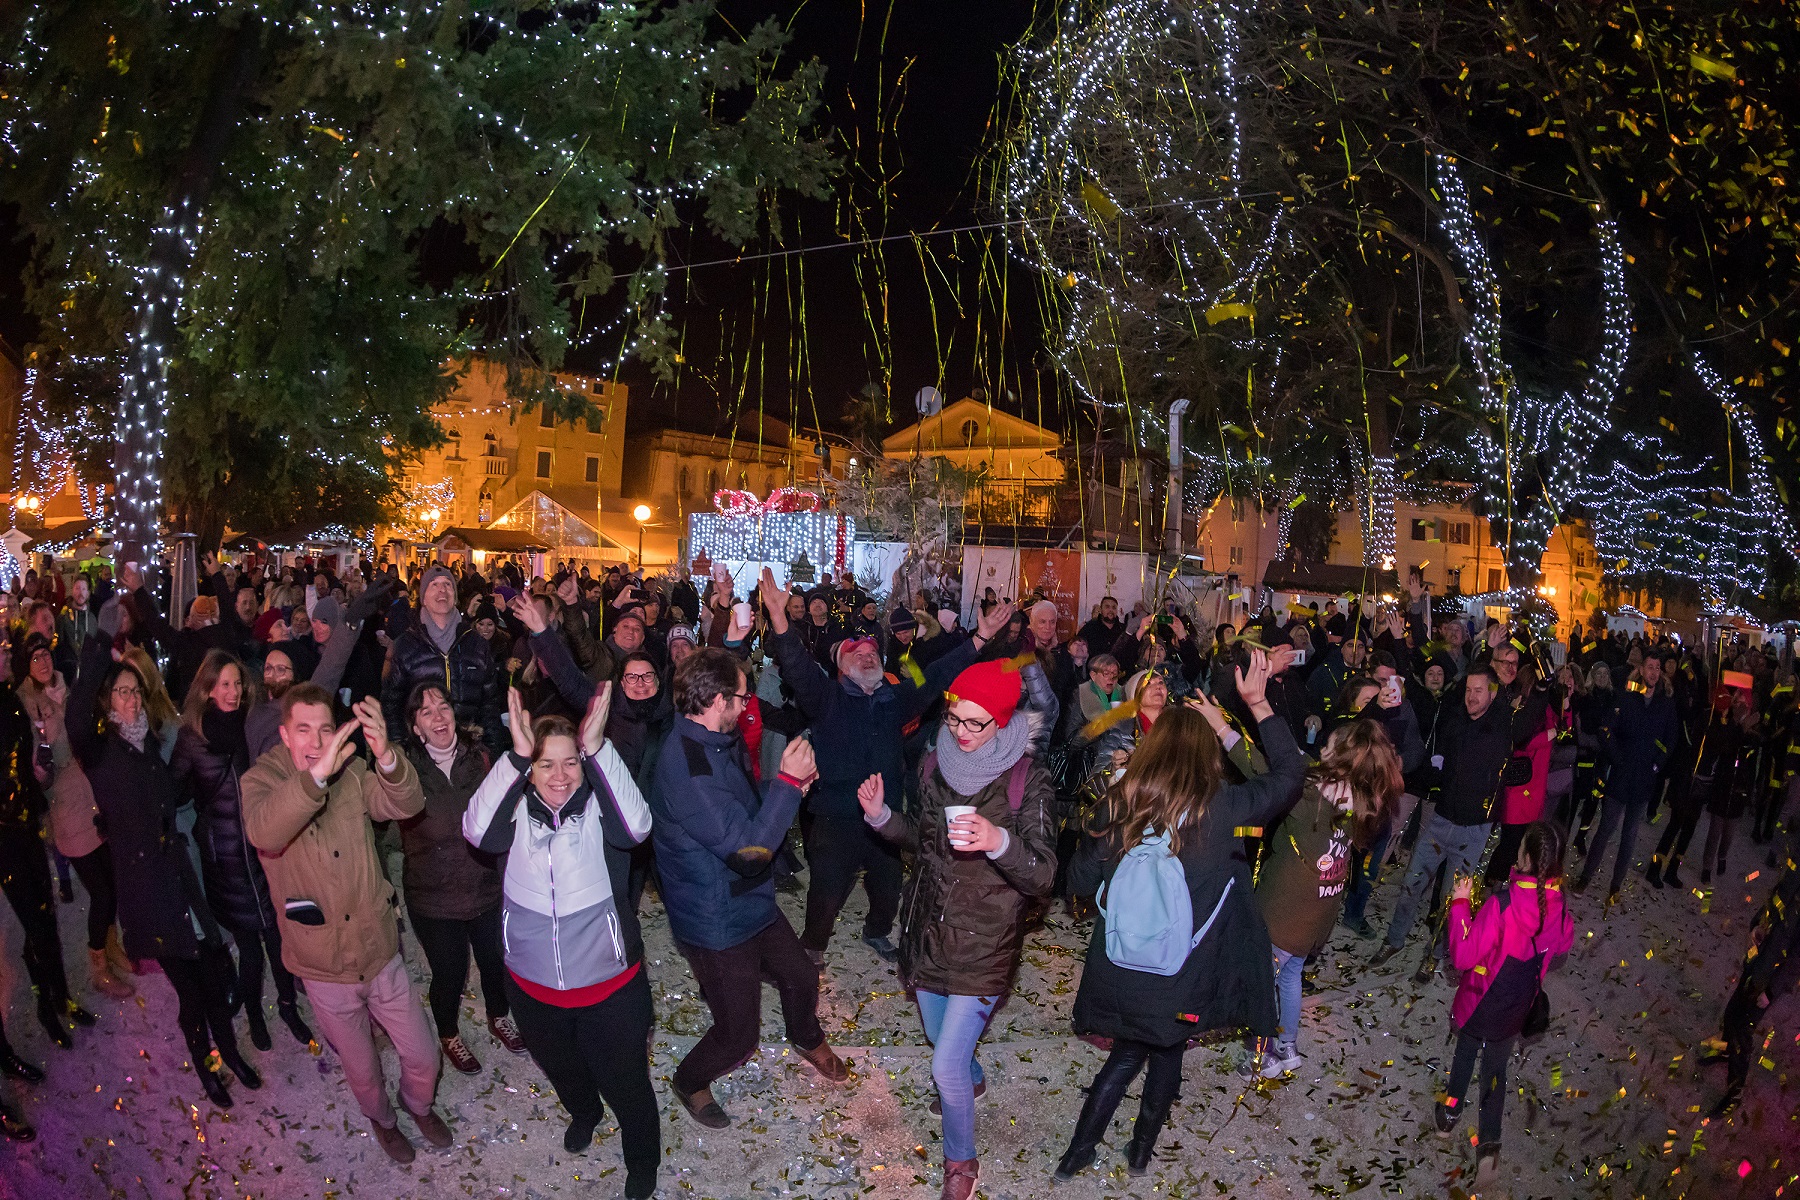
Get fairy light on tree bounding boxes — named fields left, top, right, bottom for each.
left=1, top=3, right=831, bottom=554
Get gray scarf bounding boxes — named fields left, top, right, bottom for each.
left=422, top=609, right=461, bottom=654
left=937, top=713, right=1029, bottom=798
left=113, top=710, right=151, bottom=753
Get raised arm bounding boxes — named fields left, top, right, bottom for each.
left=578, top=685, right=649, bottom=848
left=67, top=625, right=115, bottom=768
left=463, top=751, right=528, bottom=854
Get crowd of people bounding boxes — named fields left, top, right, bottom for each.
left=0, top=551, right=1793, bottom=1197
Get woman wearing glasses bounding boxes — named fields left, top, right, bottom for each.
left=74, top=602, right=254, bottom=1108
left=856, top=659, right=1057, bottom=1200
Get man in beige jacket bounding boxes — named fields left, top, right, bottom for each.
left=242, top=682, right=447, bottom=1163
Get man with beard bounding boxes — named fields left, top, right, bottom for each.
left=1075, top=595, right=1128, bottom=664
left=759, top=568, right=1013, bottom=967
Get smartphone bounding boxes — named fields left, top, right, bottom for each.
left=1290, top=648, right=1308, bottom=666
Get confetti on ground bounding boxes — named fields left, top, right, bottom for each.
left=0, top=831, right=1790, bottom=1197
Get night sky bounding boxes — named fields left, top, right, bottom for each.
left=602, top=0, right=1048, bottom=441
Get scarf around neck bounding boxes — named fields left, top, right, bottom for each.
left=422, top=609, right=460, bottom=654
left=937, top=711, right=1029, bottom=798
left=114, top=710, right=151, bottom=753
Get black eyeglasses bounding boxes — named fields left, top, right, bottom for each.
left=942, top=712, right=994, bottom=735
left=621, top=671, right=658, bottom=684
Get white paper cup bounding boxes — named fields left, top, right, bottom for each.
left=733, top=601, right=754, bottom=626
left=943, top=805, right=977, bottom=848
left=1430, top=754, right=1444, bottom=770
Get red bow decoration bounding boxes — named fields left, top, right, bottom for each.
left=712, top=487, right=822, bottom=518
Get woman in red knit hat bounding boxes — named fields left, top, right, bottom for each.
left=856, top=657, right=1057, bottom=1200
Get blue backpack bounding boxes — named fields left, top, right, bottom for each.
left=1098, top=829, right=1234, bottom=977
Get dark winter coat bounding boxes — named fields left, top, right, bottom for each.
left=650, top=716, right=808, bottom=952
left=1607, top=683, right=1679, bottom=807
left=400, top=740, right=502, bottom=921
left=173, top=709, right=277, bottom=932
left=1068, top=713, right=1306, bottom=1046
left=0, top=686, right=46, bottom=834
left=380, top=610, right=505, bottom=751
left=768, top=624, right=977, bottom=821
left=71, top=638, right=219, bottom=961
left=872, top=754, right=1057, bottom=997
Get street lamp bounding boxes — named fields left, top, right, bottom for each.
left=633, top=503, right=652, bottom=567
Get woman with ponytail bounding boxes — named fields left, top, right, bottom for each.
left=1432, top=819, right=1576, bottom=1189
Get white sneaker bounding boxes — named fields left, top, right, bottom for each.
left=1260, top=1046, right=1302, bottom=1078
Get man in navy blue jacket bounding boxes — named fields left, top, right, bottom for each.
left=757, top=569, right=1014, bottom=966
left=651, top=647, right=849, bottom=1129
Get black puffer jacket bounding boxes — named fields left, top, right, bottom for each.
left=71, top=638, right=219, bottom=961
left=400, top=740, right=502, bottom=921
left=172, top=707, right=275, bottom=931
left=1069, top=714, right=1305, bottom=1046
left=873, top=753, right=1057, bottom=997
left=380, top=610, right=504, bottom=751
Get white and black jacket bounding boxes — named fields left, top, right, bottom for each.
left=461, top=741, right=652, bottom=992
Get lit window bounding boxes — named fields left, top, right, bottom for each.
left=536, top=450, right=552, bottom=479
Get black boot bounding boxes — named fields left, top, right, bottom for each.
left=1125, top=1106, right=1170, bottom=1176
left=0, top=1100, right=34, bottom=1142
left=1664, top=858, right=1685, bottom=890
left=0, top=1040, right=43, bottom=1083
left=1054, top=1059, right=1136, bottom=1182
left=221, top=1048, right=262, bottom=1090
left=1645, top=857, right=1664, bottom=889
left=278, top=1001, right=313, bottom=1047
left=65, top=1002, right=96, bottom=1028
left=36, top=998, right=70, bottom=1049
left=199, top=1068, right=234, bottom=1109
left=246, top=1005, right=272, bottom=1052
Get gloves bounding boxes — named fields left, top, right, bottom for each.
left=345, top=577, right=396, bottom=626
left=97, top=597, right=124, bottom=640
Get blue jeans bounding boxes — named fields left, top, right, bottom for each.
left=1384, top=809, right=1490, bottom=956
left=916, top=990, right=998, bottom=1161
left=1272, top=946, right=1304, bottom=1054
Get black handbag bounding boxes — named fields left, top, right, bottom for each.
left=1501, top=754, right=1535, bottom=788
left=1522, top=988, right=1550, bottom=1037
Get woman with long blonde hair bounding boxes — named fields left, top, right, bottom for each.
left=1055, top=651, right=1305, bottom=1180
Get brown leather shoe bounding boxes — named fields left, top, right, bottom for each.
left=678, top=1085, right=730, bottom=1129
left=793, top=1039, right=849, bottom=1082
left=407, top=1106, right=453, bottom=1150
left=941, top=1157, right=978, bottom=1200
left=441, top=1035, right=481, bottom=1075
left=488, top=1014, right=528, bottom=1055
left=370, top=1119, right=416, bottom=1164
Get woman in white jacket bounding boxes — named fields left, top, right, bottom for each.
left=462, top=685, right=657, bottom=1200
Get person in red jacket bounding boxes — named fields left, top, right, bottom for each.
left=1432, top=820, right=1576, bottom=1190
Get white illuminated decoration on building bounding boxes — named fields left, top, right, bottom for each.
left=687, top=489, right=854, bottom=587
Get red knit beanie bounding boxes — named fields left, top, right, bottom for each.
left=945, top=659, right=1023, bottom=728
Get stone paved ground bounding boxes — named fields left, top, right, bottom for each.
left=0, top=823, right=1794, bottom=1200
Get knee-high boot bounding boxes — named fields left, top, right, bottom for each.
left=1053, top=1056, right=1138, bottom=1181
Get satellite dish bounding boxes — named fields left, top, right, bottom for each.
left=914, top=385, right=944, bottom=418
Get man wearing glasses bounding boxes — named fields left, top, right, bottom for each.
left=650, top=646, right=848, bottom=1130
left=758, top=568, right=1016, bottom=968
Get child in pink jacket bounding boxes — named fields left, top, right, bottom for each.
left=1434, top=820, right=1575, bottom=1189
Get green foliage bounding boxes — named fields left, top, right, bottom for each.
left=1, top=1, right=832, bottom=542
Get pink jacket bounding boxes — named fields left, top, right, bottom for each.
left=1500, top=704, right=1563, bottom=825
left=1447, top=873, right=1576, bottom=1029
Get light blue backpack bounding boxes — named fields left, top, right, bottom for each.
left=1098, top=829, right=1234, bottom=976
